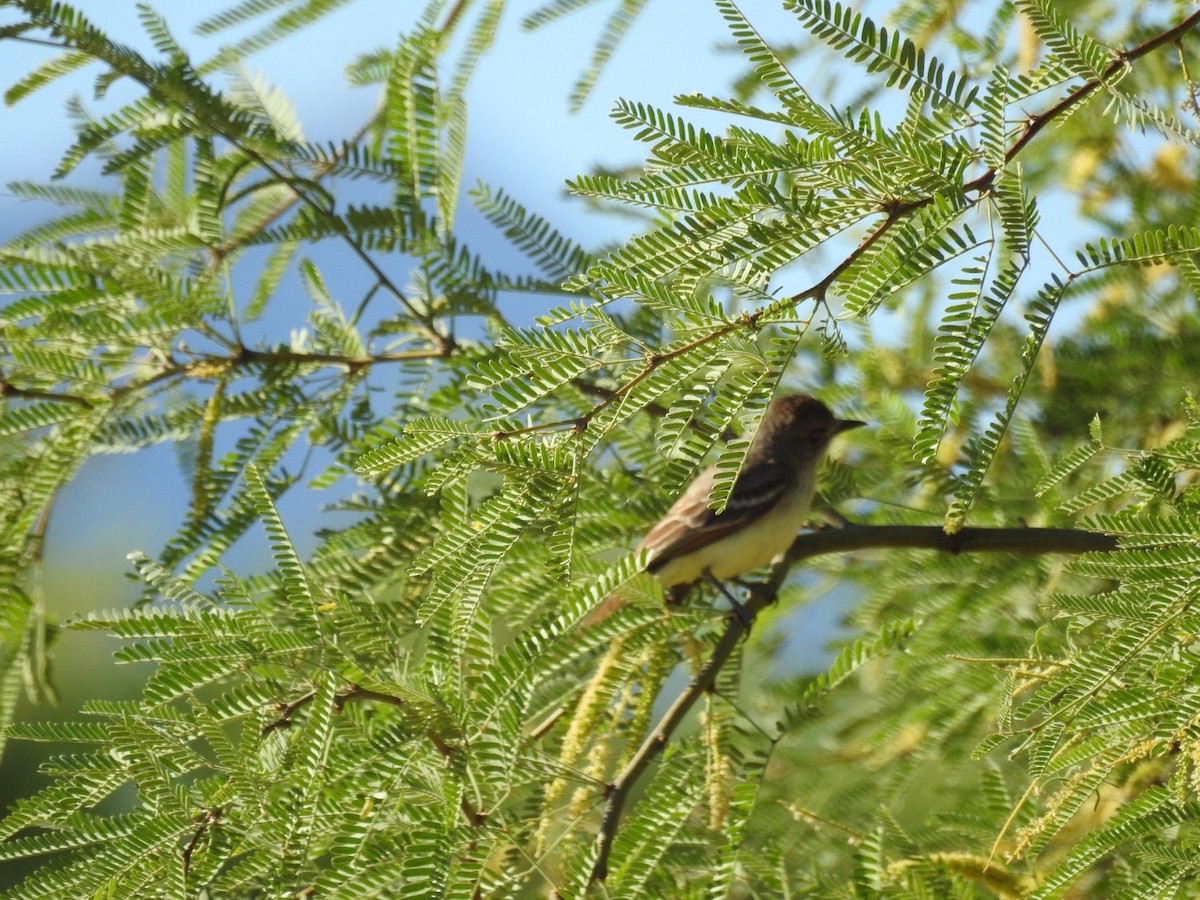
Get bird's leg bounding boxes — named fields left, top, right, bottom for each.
left=814, top=506, right=854, bottom=529
left=703, top=569, right=752, bottom=628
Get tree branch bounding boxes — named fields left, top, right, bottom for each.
left=0, top=372, right=96, bottom=408
left=589, top=522, right=1119, bottom=882
left=778, top=523, right=1118, bottom=567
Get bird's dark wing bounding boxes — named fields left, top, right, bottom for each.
left=642, top=460, right=790, bottom=572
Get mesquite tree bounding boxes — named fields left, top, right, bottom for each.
left=1, top=0, right=1200, bottom=895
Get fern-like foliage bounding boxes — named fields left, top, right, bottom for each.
left=3, top=0, right=1200, bottom=895
left=787, top=0, right=979, bottom=113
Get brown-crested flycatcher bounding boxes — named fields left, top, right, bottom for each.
left=587, top=393, right=864, bottom=624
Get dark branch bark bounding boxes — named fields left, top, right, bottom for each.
left=780, top=523, right=1117, bottom=567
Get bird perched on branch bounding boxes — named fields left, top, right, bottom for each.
left=586, top=393, right=865, bottom=624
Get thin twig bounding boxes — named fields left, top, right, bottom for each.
left=0, top=381, right=95, bottom=408
left=114, top=344, right=451, bottom=398
left=974, top=7, right=1200, bottom=191
left=0, top=367, right=96, bottom=408
left=491, top=307, right=779, bottom=440
left=208, top=118, right=378, bottom=266
left=262, top=683, right=485, bottom=827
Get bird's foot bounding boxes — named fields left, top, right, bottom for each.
left=703, top=570, right=753, bottom=630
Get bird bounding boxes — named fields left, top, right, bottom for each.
left=586, top=393, right=864, bottom=624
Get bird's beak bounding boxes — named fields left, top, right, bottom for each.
left=835, top=418, right=867, bottom=434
